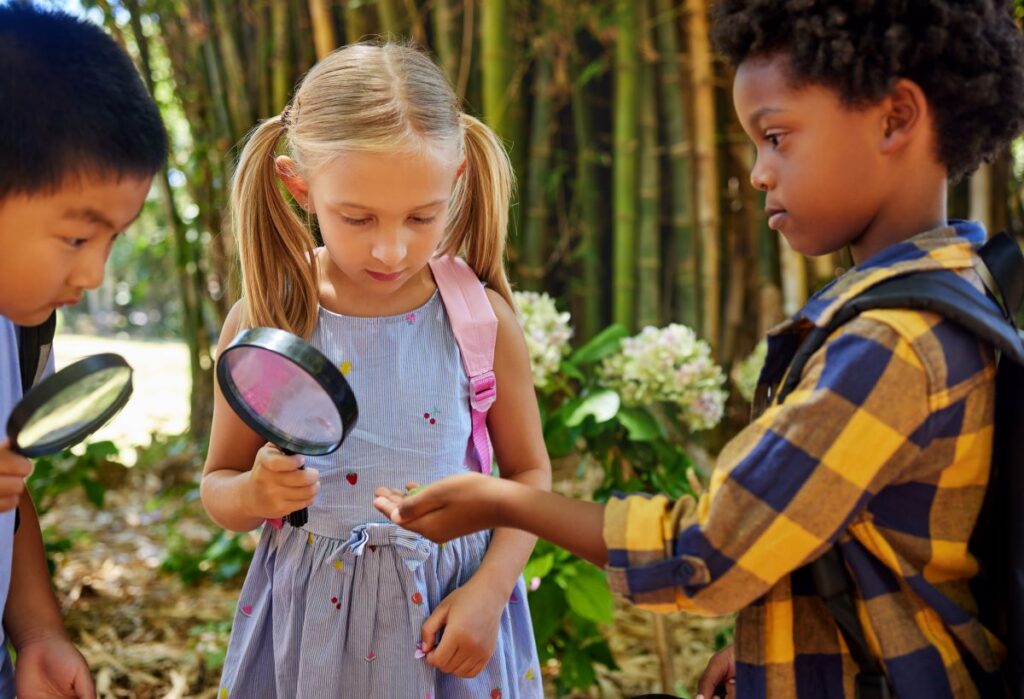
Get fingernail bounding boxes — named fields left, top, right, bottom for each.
left=696, top=695, right=704, bottom=699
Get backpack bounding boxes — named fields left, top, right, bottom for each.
left=428, top=255, right=497, bottom=475
left=12, top=310, right=57, bottom=533
left=770, top=233, right=1024, bottom=699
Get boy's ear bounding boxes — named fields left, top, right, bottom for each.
left=275, top=156, right=312, bottom=211
left=879, top=79, right=928, bottom=155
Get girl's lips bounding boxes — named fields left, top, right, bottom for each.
left=367, top=270, right=403, bottom=282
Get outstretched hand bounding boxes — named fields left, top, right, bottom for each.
left=373, top=472, right=508, bottom=543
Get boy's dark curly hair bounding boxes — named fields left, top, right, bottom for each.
left=711, top=0, right=1024, bottom=180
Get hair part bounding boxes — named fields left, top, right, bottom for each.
left=711, top=0, right=1024, bottom=180
left=231, top=42, right=515, bottom=338
left=0, top=3, right=167, bottom=200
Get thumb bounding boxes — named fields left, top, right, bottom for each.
left=421, top=600, right=448, bottom=652
left=696, top=650, right=729, bottom=699
left=74, top=667, right=97, bottom=699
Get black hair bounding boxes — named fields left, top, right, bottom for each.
left=0, top=3, right=167, bottom=199
left=711, top=0, right=1024, bottom=180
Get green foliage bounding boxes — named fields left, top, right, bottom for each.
left=525, top=541, right=618, bottom=694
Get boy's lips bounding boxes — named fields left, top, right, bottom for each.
left=765, top=206, right=788, bottom=231
left=52, top=297, right=81, bottom=307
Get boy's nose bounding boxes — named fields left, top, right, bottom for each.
left=69, top=250, right=106, bottom=291
left=750, top=159, right=775, bottom=191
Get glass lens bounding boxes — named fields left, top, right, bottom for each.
left=222, top=346, right=343, bottom=449
left=18, top=366, right=132, bottom=449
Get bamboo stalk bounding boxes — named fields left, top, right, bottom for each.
left=653, top=0, right=697, bottom=329
left=343, top=0, right=370, bottom=44
left=403, top=0, right=425, bottom=43
left=685, top=0, right=719, bottom=350
left=569, top=32, right=603, bottom=341
left=271, top=0, right=291, bottom=110
left=210, top=0, right=253, bottom=141
left=637, top=8, right=660, bottom=328
left=481, top=0, right=512, bottom=136
left=520, top=3, right=556, bottom=290
left=969, top=161, right=993, bottom=233
left=455, top=0, right=474, bottom=100
left=779, top=237, right=809, bottom=317
left=377, top=0, right=401, bottom=39
left=612, top=0, right=640, bottom=330
left=432, top=0, right=459, bottom=85
left=309, top=0, right=337, bottom=59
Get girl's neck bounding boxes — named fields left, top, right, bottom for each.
left=317, top=253, right=437, bottom=317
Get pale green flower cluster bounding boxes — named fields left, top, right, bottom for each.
left=513, top=291, right=574, bottom=390
left=732, top=339, right=768, bottom=403
left=600, top=324, right=726, bottom=431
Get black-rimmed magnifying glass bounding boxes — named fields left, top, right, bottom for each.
left=216, top=327, right=358, bottom=528
left=8, top=353, right=133, bottom=458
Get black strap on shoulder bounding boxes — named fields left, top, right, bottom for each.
left=776, top=235, right=1024, bottom=699
left=16, top=311, right=56, bottom=396
left=13, top=310, right=56, bottom=534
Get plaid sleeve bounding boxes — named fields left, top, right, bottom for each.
left=604, top=314, right=935, bottom=615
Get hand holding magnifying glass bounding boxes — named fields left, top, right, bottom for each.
left=216, top=328, right=358, bottom=528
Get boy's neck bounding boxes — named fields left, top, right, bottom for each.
left=848, top=171, right=949, bottom=265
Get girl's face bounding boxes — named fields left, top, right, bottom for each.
left=282, top=147, right=461, bottom=302
left=733, top=54, right=891, bottom=257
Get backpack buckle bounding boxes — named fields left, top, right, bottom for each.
left=470, top=371, right=497, bottom=412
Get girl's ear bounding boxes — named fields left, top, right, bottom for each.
left=879, top=78, right=927, bottom=156
left=275, top=156, right=312, bottom=211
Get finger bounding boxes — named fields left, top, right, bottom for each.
left=372, top=496, right=400, bottom=521
left=696, top=653, right=728, bottom=698
left=0, top=496, right=18, bottom=512
left=373, top=486, right=406, bottom=498
left=0, top=456, right=32, bottom=479
left=260, top=447, right=305, bottom=472
left=421, top=604, right=447, bottom=651
left=74, top=668, right=97, bottom=699
left=275, top=468, right=319, bottom=488
left=450, top=654, right=479, bottom=678
left=0, top=476, right=26, bottom=496
left=426, top=639, right=458, bottom=673
left=404, top=481, right=420, bottom=491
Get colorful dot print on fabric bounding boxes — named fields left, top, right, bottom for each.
left=333, top=560, right=343, bottom=571
left=307, top=532, right=314, bottom=545
left=422, top=407, right=440, bottom=425
left=525, top=669, right=535, bottom=681
left=415, top=641, right=427, bottom=659
left=405, top=313, right=416, bottom=325
left=411, top=592, right=423, bottom=605
left=339, top=360, right=352, bottom=376
left=491, top=688, right=503, bottom=699
left=219, top=689, right=228, bottom=699
left=330, top=596, right=341, bottom=610
left=364, top=651, right=376, bottom=662
left=346, top=471, right=358, bottom=485
left=239, top=604, right=253, bottom=617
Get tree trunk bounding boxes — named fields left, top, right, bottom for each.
left=637, top=13, right=660, bottom=329
left=432, top=0, right=460, bottom=85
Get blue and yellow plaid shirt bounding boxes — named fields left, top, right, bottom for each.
left=604, top=222, right=1006, bottom=698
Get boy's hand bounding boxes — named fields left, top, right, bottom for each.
left=373, top=473, right=506, bottom=542
left=14, top=636, right=96, bottom=699
left=697, top=643, right=736, bottom=699
left=419, top=579, right=502, bottom=677
left=245, top=443, right=319, bottom=519
left=0, top=439, right=32, bottom=512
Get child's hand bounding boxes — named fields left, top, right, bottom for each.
left=246, top=443, right=319, bottom=519
left=419, top=579, right=502, bottom=677
left=373, top=472, right=506, bottom=542
left=0, top=439, right=32, bottom=512
left=696, top=643, right=736, bottom=699
left=14, top=636, right=96, bottom=699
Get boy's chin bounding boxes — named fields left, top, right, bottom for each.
left=2, top=305, right=58, bottom=327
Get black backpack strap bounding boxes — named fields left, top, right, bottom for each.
left=777, top=265, right=1024, bottom=698
left=12, top=310, right=56, bottom=534
left=16, top=311, right=56, bottom=395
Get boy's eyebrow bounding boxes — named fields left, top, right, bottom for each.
left=63, top=207, right=116, bottom=230
left=748, top=106, right=787, bottom=127
left=331, top=198, right=449, bottom=211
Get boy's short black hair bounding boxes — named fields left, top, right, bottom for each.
left=0, top=3, right=167, bottom=200
left=711, top=0, right=1024, bottom=180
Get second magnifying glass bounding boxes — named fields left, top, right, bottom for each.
left=216, top=328, right=359, bottom=528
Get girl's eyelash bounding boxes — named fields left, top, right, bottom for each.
left=410, top=216, right=436, bottom=225
left=340, top=216, right=436, bottom=225
left=342, top=216, right=370, bottom=226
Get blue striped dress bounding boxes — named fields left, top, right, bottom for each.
left=218, top=290, right=542, bottom=699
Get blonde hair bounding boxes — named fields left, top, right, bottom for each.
left=230, top=42, right=515, bottom=339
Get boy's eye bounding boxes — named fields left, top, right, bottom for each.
left=765, top=132, right=784, bottom=147
left=64, top=237, right=89, bottom=248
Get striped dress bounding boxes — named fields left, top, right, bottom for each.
left=218, top=290, right=542, bottom=699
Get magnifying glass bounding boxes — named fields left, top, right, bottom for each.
left=8, top=353, right=134, bottom=458
left=216, top=327, right=358, bottom=528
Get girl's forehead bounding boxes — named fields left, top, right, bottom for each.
left=312, top=149, right=459, bottom=209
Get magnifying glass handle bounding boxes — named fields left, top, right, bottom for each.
left=279, top=447, right=309, bottom=528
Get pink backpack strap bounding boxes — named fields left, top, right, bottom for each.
left=429, top=255, right=497, bottom=475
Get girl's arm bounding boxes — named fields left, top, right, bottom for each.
left=200, top=301, right=317, bottom=532
left=462, top=288, right=552, bottom=597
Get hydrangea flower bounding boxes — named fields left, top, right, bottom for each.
left=513, top=291, right=574, bottom=390
left=600, top=324, right=726, bottom=431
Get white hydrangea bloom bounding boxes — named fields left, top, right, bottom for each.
left=732, top=339, right=768, bottom=403
left=600, top=324, right=727, bottom=431
left=513, top=291, right=574, bottom=390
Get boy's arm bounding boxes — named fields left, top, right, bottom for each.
left=3, top=490, right=67, bottom=647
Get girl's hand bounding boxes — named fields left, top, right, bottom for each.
left=419, top=579, right=503, bottom=678
left=14, top=636, right=96, bottom=699
left=373, top=472, right=507, bottom=542
left=696, top=644, right=736, bottom=699
left=245, top=443, right=319, bottom=519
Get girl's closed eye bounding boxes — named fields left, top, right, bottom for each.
left=409, top=215, right=436, bottom=225
left=341, top=214, right=372, bottom=226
